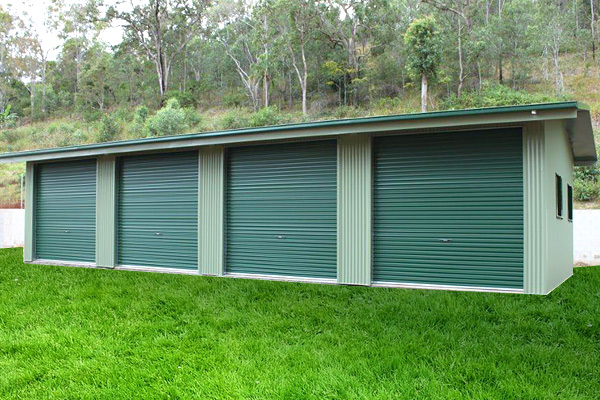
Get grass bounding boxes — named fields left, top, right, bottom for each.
left=0, top=248, right=599, bottom=399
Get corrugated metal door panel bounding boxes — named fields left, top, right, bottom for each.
left=117, top=151, right=198, bottom=269
left=373, top=129, right=524, bottom=289
left=35, top=159, right=97, bottom=262
left=226, top=141, right=337, bottom=279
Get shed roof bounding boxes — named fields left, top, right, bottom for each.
left=0, top=101, right=596, bottom=165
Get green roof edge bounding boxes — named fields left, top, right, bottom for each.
left=0, top=101, right=581, bottom=160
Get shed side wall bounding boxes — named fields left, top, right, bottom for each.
left=544, top=120, right=574, bottom=293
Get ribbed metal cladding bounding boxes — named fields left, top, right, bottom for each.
left=337, top=134, right=372, bottom=285
left=199, top=146, right=224, bottom=275
left=117, top=151, right=198, bottom=269
left=24, top=162, right=35, bottom=262
left=226, top=140, right=337, bottom=278
left=35, top=159, right=97, bottom=262
left=96, top=156, right=116, bottom=268
left=373, top=128, right=524, bottom=289
left=523, top=122, right=547, bottom=294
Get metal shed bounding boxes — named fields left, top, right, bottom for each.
left=0, top=102, right=596, bottom=294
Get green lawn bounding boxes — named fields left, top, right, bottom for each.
left=0, top=248, right=599, bottom=399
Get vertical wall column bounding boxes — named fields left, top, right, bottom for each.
left=523, top=122, right=547, bottom=294
left=96, top=156, right=116, bottom=268
left=199, top=146, right=225, bottom=275
left=337, top=134, right=372, bottom=285
left=24, top=162, right=35, bottom=262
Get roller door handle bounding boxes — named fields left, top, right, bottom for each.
left=154, top=232, right=162, bottom=236
left=64, top=230, right=70, bottom=234
left=438, top=238, right=452, bottom=243
left=275, top=235, right=286, bottom=240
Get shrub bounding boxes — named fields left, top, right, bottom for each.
left=98, top=115, right=120, bottom=142
left=147, top=98, right=188, bottom=137
left=219, top=109, right=250, bottom=130
left=112, top=107, right=133, bottom=123
left=574, top=166, right=600, bottom=202
left=222, top=91, right=247, bottom=108
left=164, top=90, right=198, bottom=108
left=574, top=179, right=600, bottom=202
left=248, top=106, right=287, bottom=127
left=440, top=84, right=568, bottom=110
left=183, top=108, right=202, bottom=128
left=134, top=106, right=149, bottom=124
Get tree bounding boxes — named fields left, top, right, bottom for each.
left=109, top=0, right=211, bottom=102
left=404, top=16, right=440, bottom=112
left=274, top=0, right=319, bottom=115
left=211, top=0, right=273, bottom=111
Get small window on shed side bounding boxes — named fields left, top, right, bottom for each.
left=555, top=174, right=563, bottom=219
left=567, top=184, right=573, bottom=222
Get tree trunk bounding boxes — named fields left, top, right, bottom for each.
left=457, top=19, right=464, bottom=98
left=592, top=0, right=596, bottom=59
left=421, top=74, right=428, bottom=112
left=263, top=72, right=269, bottom=108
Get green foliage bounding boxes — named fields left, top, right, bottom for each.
left=574, top=166, right=600, bottom=201
left=404, top=16, right=440, bottom=81
left=98, top=114, right=120, bottom=142
left=248, top=106, right=288, bottom=127
left=0, top=246, right=600, bottom=397
left=219, top=109, right=250, bottom=130
left=147, top=98, right=188, bottom=137
left=441, top=84, right=566, bottom=109
left=222, top=92, right=248, bottom=108
left=164, top=90, right=198, bottom=108
left=134, top=106, right=149, bottom=124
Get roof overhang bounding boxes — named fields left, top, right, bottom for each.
left=0, top=102, right=596, bottom=165
left=565, top=107, right=597, bottom=166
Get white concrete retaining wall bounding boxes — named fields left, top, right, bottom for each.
left=574, top=210, right=600, bottom=266
left=0, top=209, right=24, bottom=248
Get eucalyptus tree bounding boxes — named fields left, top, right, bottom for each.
left=109, top=0, right=211, bottom=102
left=404, top=16, right=440, bottom=111
left=273, top=0, right=320, bottom=114
left=211, top=0, right=276, bottom=110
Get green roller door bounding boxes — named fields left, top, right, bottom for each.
left=35, top=159, right=96, bottom=262
left=226, top=141, right=337, bottom=279
left=373, top=129, right=524, bottom=289
left=117, top=151, right=198, bottom=269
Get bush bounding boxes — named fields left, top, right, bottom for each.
left=98, top=115, right=120, bottom=142
left=183, top=108, right=202, bottom=128
left=222, top=91, right=247, bottom=108
left=81, top=110, right=103, bottom=123
left=574, top=166, right=600, bottom=202
left=219, top=109, right=250, bottom=130
left=112, top=107, right=133, bottom=123
left=134, top=106, right=149, bottom=124
left=574, top=179, right=600, bottom=202
left=164, top=90, right=198, bottom=108
left=440, top=84, right=569, bottom=110
left=248, top=106, right=287, bottom=127
left=147, top=98, right=188, bottom=137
